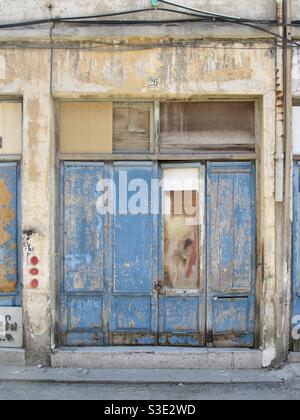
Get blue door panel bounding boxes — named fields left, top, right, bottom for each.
left=114, top=215, right=153, bottom=293
left=213, top=298, right=248, bottom=332
left=207, top=162, right=256, bottom=348
left=0, top=163, right=19, bottom=307
left=293, top=163, right=300, bottom=351
left=64, top=165, right=104, bottom=293
left=61, top=163, right=107, bottom=346
left=233, top=174, right=252, bottom=288
left=162, top=297, right=200, bottom=332
left=68, top=296, right=103, bottom=330
left=110, top=163, right=158, bottom=345
left=115, top=296, right=152, bottom=330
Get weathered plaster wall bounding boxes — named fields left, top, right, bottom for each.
left=0, top=0, right=277, bottom=22
left=53, top=43, right=275, bottom=97
left=0, top=37, right=280, bottom=366
left=0, top=48, right=53, bottom=365
left=0, top=1, right=287, bottom=367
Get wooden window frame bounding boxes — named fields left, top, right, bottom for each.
left=56, top=98, right=260, bottom=162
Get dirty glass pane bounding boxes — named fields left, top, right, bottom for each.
left=160, top=102, right=255, bottom=153
left=163, top=168, right=200, bottom=290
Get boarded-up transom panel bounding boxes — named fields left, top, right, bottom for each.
left=0, top=103, right=22, bottom=155
left=160, top=102, right=255, bottom=153
left=113, top=103, right=151, bottom=152
left=60, top=102, right=113, bottom=154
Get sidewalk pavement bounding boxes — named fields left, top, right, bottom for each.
left=0, top=363, right=299, bottom=385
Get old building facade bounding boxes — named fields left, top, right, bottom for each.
left=0, top=0, right=299, bottom=368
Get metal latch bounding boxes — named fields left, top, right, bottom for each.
left=155, top=280, right=162, bottom=293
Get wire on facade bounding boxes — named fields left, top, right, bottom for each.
left=158, top=0, right=300, bottom=48
left=0, top=4, right=298, bottom=48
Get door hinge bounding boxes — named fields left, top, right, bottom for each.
left=206, top=330, right=214, bottom=344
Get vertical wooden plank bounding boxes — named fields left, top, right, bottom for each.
left=207, top=162, right=256, bottom=348
left=154, top=101, right=160, bottom=155
left=233, top=171, right=252, bottom=289
left=110, top=162, right=158, bottom=345
left=219, top=173, right=234, bottom=292
left=61, top=162, right=106, bottom=346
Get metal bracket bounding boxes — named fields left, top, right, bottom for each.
left=206, top=330, right=214, bottom=344
left=155, top=280, right=162, bottom=293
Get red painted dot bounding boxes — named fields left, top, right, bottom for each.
left=30, top=279, right=39, bottom=289
left=31, top=256, right=39, bottom=266
left=30, top=268, right=39, bottom=276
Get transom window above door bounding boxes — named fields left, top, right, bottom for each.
left=57, top=101, right=257, bottom=157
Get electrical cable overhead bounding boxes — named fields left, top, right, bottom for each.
left=159, top=0, right=300, bottom=48
left=0, top=3, right=297, bottom=48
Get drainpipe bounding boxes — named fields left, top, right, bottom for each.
left=274, top=0, right=293, bottom=365
left=282, top=0, right=293, bottom=360
left=275, top=0, right=285, bottom=203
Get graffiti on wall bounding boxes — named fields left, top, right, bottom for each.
left=0, top=308, right=23, bottom=348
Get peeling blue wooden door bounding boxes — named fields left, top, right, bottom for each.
left=293, top=163, right=300, bottom=351
left=109, top=163, right=159, bottom=345
left=61, top=163, right=108, bottom=346
left=61, top=161, right=257, bottom=348
left=207, top=162, right=256, bottom=348
left=0, top=163, right=20, bottom=307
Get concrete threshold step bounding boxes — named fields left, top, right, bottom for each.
left=51, top=347, right=263, bottom=370
left=0, top=349, right=25, bottom=366
left=0, top=366, right=288, bottom=385
left=288, top=352, right=300, bottom=363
